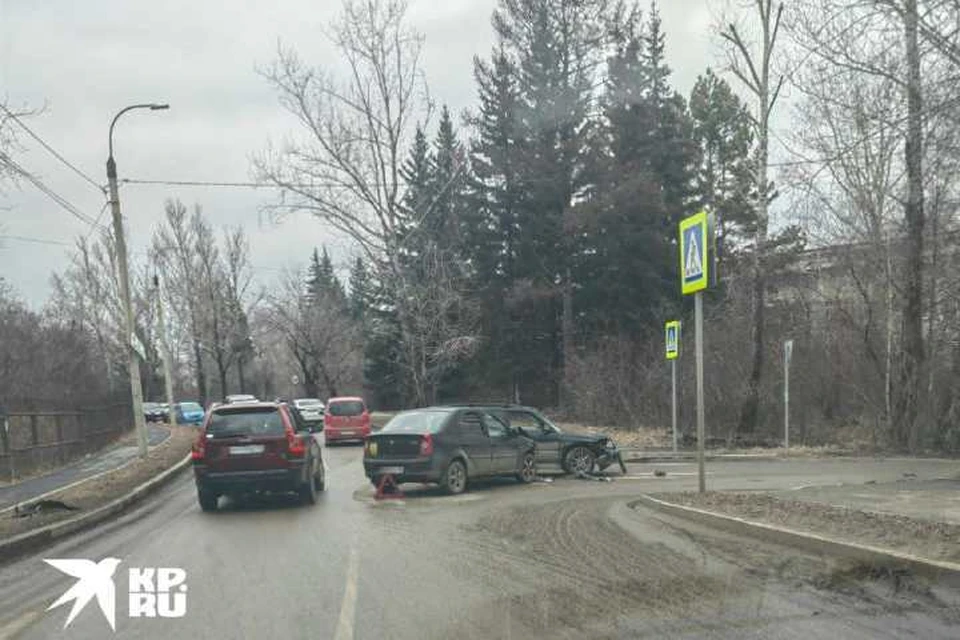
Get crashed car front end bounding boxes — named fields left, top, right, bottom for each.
left=594, top=437, right=626, bottom=473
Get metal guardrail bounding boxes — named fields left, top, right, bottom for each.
left=0, top=403, right=133, bottom=482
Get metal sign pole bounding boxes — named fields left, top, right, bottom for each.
left=784, top=340, right=793, bottom=449
left=695, top=292, right=705, bottom=493
left=671, top=359, right=678, bottom=453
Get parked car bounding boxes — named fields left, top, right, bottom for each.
left=363, top=407, right=537, bottom=495
left=225, top=394, right=259, bottom=404
left=479, top=404, right=625, bottom=475
left=324, top=396, right=371, bottom=444
left=191, top=401, right=324, bottom=511
left=143, top=402, right=167, bottom=423
left=293, top=398, right=325, bottom=429
left=175, top=401, right=206, bottom=425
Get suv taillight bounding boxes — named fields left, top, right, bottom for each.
left=285, top=419, right=306, bottom=457
left=419, top=433, right=434, bottom=457
left=191, top=432, right=206, bottom=461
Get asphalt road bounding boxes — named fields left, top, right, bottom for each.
left=1, top=445, right=959, bottom=639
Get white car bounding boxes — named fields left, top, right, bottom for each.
left=293, top=398, right=325, bottom=427
left=225, top=394, right=259, bottom=404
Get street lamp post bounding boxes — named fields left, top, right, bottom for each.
left=107, top=103, right=169, bottom=458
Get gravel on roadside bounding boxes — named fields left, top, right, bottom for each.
left=0, top=426, right=196, bottom=540
left=657, top=491, right=960, bottom=564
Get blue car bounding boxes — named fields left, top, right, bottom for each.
left=175, top=402, right=206, bottom=425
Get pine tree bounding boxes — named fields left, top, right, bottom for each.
left=690, top=68, right=756, bottom=267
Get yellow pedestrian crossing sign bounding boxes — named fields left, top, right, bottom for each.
left=665, top=320, right=680, bottom=360
left=679, top=211, right=709, bottom=295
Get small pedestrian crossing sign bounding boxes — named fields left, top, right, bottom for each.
left=665, top=320, right=680, bottom=360
left=679, top=211, right=709, bottom=295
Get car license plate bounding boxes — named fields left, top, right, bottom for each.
left=229, top=445, right=264, bottom=455
left=342, top=430, right=355, bottom=436
left=379, top=466, right=404, bottom=475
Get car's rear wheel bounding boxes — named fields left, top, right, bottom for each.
left=299, top=463, right=319, bottom=505
left=563, top=446, right=596, bottom=475
left=198, top=489, right=218, bottom=512
left=316, top=460, right=326, bottom=492
left=517, top=452, right=536, bottom=484
left=444, top=459, right=467, bottom=495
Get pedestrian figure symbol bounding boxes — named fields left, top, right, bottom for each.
left=684, top=228, right=702, bottom=282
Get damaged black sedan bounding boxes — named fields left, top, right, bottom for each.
left=478, top=404, right=626, bottom=475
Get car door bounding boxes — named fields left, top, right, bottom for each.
left=508, top=410, right=561, bottom=470
left=482, top=413, right=517, bottom=474
left=456, top=411, right=492, bottom=476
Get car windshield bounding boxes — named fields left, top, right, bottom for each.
left=295, top=399, right=322, bottom=408
left=328, top=400, right=364, bottom=416
left=206, top=407, right=284, bottom=437
left=381, top=410, right=450, bottom=434
left=180, top=403, right=202, bottom=412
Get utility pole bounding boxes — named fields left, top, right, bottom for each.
left=155, top=275, right=177, bottom=427
left=107, top=103, right=169, bottom=458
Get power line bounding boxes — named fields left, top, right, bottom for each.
left=0, top=234, right=71, bottom=247
left=0, top=152, right=106, bottom=230
left=85, top=201, right=111, bottom=243
left=0, top=104, right=105, bottom=195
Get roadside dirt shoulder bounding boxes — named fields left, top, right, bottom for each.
left=0, top=426, right=195, bottom=540
left=656, top=491, right=960, bottom=564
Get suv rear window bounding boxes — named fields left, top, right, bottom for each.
left=381, top=410, right=450, bottom=434
left=207, top=407, right=285, bottom=437
left=328, top=400, right=365, bottom=416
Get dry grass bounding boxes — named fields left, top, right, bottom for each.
left=1, top=426, right=196, bottom=540
left=659, top=491, right=960, bottom=564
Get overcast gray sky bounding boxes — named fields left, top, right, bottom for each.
left=1, top=0, right=717, bottom=307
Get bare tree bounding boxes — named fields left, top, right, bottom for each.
left=256, top=0, right=478, bottom=404
left=719, top=0, right=785, bottom=434
left=152, top=200, right=208, bottom=404
left=264, top=268, right=362, bottom=399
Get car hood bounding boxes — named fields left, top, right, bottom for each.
left=555, top=431, right=615, bottom=446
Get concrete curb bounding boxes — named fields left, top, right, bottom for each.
left=634, top=494, right=960, bottom=585
left=623, top=452, right=785, bottom=463
left=0, top=453, right=192, bottom=564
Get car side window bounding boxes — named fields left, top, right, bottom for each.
left=483, top=414, right=507, bottom=439
left=286, top=405, right=306, bottom=432
left=508, top=411, right=544, bottom=432
left=458, top=412, right=483, bottom=438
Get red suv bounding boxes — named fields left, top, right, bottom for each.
left=191, top=402, right=325, bottom=511
left=323, top=396, right=371, bottom=444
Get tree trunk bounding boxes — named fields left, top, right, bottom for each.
left=217, top=357, right=228, bottom=401
left=898, top=0, right=925, bottom=450
left=192, top=339, right=207, bottom=406
left=237, top=356, right=246, bottom=394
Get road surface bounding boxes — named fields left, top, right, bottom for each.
left=1, top=445, right=958, bottom=639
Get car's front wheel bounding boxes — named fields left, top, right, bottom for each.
left=563, top=446, right=596, bottom=475
left=444, top=459, right=467, bottom=495
left=198, top=488, right=218, bottom=512
left=516, top=452, right=536, bottom=484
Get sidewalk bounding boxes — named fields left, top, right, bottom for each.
left=774, top=476, right=960, bottom=525
left=0, top=424, right=170, bottom=511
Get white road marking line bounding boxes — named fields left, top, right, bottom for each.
left=333, top=547, right=360, bottom=640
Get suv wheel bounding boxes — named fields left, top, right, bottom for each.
left=299, top=462, right=319, bottom=505
left=198, top=489, right=218, bottom=512
left=563, top=446, right=596, bottom=475
left=444, top=459, right=467, bottom=495
left=517, top=452, right=536, bottom=484
left=316, top=459, right=326, bottom=492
